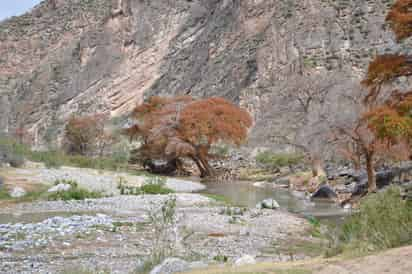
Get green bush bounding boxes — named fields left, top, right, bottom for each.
left=117, top=177, right=174, bottom=195
left=29, top=150, right=65, bottom=168
left=48, top=179, right=102, bottom=201
left=256, top=151, right=303, bottom=169
left=0, top=187, right=11, bottom=200
left=140, top=183, right=174, bottom=195
left=0, top=136, right=129, bottom=172
left=0, top=138, right=26, bottom=167
left=6, top=153, right=25, bottom=168
left=327, top=186, right=412, bottom=255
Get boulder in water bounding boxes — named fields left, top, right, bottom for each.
left=256, top=198, right=280, bottom=209
left=311, top=185, right=337, bottom=201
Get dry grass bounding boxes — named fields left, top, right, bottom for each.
left=180, top=260, right=317, bottom=274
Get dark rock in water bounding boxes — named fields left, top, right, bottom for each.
left=0, top=176, right=3, bottom=189
left=376, top=170, right=396, bottom=188
left=311, top=185, right=337, bottom=201
left=352, top=182, right=368, bottom=196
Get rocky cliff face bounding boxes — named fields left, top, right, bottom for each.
left=0, top=0, right=406, bottom=149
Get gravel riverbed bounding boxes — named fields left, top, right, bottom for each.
left=0, top=165, right=315, bottom=274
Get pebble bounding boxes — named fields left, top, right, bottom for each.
left=234, top=254, right=256, bottom=266
left=0, top=215, right=113, bottom=251
left=9, top=186, right=26, bottom=198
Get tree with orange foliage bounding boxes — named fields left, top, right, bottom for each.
left=386, top=0, right=412, bottom=41
left=126, top=96, right=252, bottom=177
left=346, top=0, right=412, bottom=192
left=64, top=114, right=107, bottom=156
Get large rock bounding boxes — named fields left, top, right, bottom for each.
left=311, top=185, right=337, bottom=201
left=256, top=198, right=280, bottom=210
left=47, top=183, right=72, bottom=193
left=9, top=186, right=26, bottom=198
left=150, top=258, right=191, bottom=274
left=234, top=255, right=256, bottom=266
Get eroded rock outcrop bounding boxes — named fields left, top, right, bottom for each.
left=0, top=0, right=406, bottom=149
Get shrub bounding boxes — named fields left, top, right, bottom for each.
left=48, top=179, right=102, bottom=201
left=256, top=151, right=303, bottom=169
left=6, top=153, right=25, bottom=168
left=0, top=185, right=11, bottom=200
left=140, top=183, right=174, bottom=195
left=0, top=138, right=26, bottom=168
left=0, top=135, right=128, bottom=172
left=327, top=186, right=412, bottom=255
left=29, top=150, right=65, bottom=168
left=136, top=196, right=177, bottom=274
left=117, top=177, right=174, bottom=195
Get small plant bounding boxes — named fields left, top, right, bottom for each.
left=213, top=254, right=228, bottom=263
left=0, top=187, right=11, bottom=200
left=48, top=179, right=102, bottom=201
left=136, top=196, right=178, bottom=274
left=30, top=150, right=65, bottom=168
left=256, top=151, right=303, bottom=169
left=117, top=177, right=174, bottom=195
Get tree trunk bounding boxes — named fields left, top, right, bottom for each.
left=191, top=155, right=214, bottom=178
left=198, top=154, right=214, bottom=177
left=311, top=155, right=326, bottom=178
left=191, top=156, right=207, bottom=177
left=365, top=153, right=377, bottom=192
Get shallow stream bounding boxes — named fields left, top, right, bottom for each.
left=200, top=180, right=350, bottom=220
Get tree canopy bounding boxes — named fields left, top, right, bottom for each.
left=126, top=96, right=252, bottom=177
left=386, top=0, right=412, bottom=41
left=350, top=0, right=412, bottom=191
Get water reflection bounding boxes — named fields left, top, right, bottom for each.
left=200, top=181, right=349, bottom=218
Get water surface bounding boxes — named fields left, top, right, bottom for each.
left=200, top=181, right=349, bottom=219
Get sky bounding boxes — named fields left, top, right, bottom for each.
left=0, top=0, right=42, bottom=21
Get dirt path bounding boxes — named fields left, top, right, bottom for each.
left=314, top=245, right=412, bottom=274
left=184, top=245, right=412, bottom=274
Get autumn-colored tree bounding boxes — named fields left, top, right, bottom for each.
left=126, top=96, right=252, bottom=177
left=64, top=114, right=108, bottom=156
left=347, top=0, right=412, bottom=192
left=386, top=0, right=412, bottom=41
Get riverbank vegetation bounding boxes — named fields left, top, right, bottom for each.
left=0, top=135, right=130, bottom=171
left=325, top=186, right=412, bottom=256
